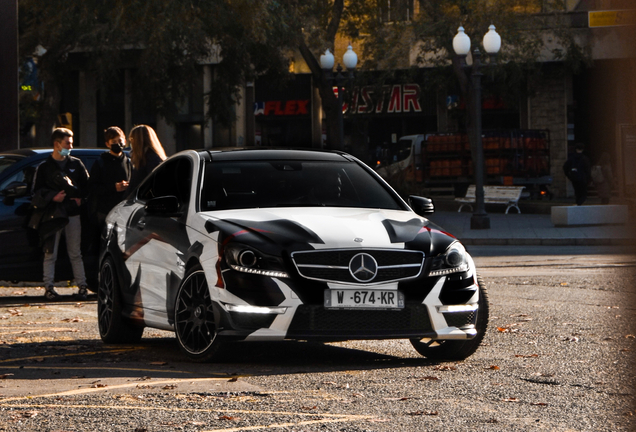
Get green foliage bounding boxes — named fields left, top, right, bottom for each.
left=18, top=0, right=300, bottom=127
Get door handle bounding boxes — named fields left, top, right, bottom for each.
left=136, top=218, right=146, bottom=230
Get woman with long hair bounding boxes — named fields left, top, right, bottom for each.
left=128, top=124, right=167, bottom=191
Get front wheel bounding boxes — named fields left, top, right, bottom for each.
left=410, top=275, right=489, bottom=361
left=174, top=265, right=221, bottom=362
left=98, top=257, right=144, bottom=343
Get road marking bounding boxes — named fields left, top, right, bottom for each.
left=0, top=401, right=373, bottom=431
left=0, top=364, right=221, bottom=375
left=0, top=347, right=145, bottom=363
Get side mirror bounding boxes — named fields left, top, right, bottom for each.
left=145, top=196, right=182, bottom=217
left=2, top=181, right=29, bottom=198
left=2, top=182, right=29, bottom=205
left=408, top=195, right=434, bottom=216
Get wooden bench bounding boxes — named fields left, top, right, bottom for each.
left=456, top=185, right=525, bottom=214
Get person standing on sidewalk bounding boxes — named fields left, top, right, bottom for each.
left=88, top=126, right=131, bottom=227
left=30, top=128, right=90, bottom=300
left=128, top=124, right=167, bottom=192
left=563, top=143, right=591, bottom=206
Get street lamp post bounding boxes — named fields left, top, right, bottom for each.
left=320, top=45, right=358, bottom=150
left=453, top=25, right=501, bottom=230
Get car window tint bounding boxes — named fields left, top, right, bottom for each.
left=0, top=162, right=40, bottom=191
left=0, top=156, right=21, bottom=176
left=201, top=160, right=403, bottom=211
left=138, top=157, right=192, bottom=207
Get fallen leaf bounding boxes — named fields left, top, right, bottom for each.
left=0, top=374, right=14, bottom=379
left=162, top=384, right=177, bottom=390
left=10, top=411, right=38, bottom=420
left=626, top=334, right=635, bottom=339
left=60, top=317, right=84, bottom=323
left=228, top=377, right=239, bottom=382
left=560, top=282, right=568, bottom=286
left=530, top=402, right=548, bottom=406
left=418, top=376, right=440, bottom=381
left=515, top=354, right=539, bottom=358
left=502, top=398, right=520, bottom=402
left=489, top=365, right=500, bottom=370
left=301, top=406, right=317, bottom=410
left=408, top=410, right=438, bottom=416
left=218, top=415, right=238, bottom=421
left=433, top=365, right=457, bottom=371
left=91, top=384, right=107, bottom=388
left=486, top=418, right=499, bottom=423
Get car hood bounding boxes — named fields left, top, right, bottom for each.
left=202, top=207, right=456, bottom=256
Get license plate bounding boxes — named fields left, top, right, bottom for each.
left=324, top=289, right=404, bottom=309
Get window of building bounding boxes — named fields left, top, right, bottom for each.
left=380, top=0, right=414, bottom=23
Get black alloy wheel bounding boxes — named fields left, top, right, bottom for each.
left=174, top=265, right=221, bottom=362
left=410, top=275, right=489, bottom=361
left=98, top=257, right=144, bottom=343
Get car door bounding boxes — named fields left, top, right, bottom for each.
left=0, top=159, right=45, bottom=282
left=124, top=156, right=193, bottom=325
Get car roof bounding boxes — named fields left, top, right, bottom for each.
left=203, top=148, right=354, bottom=162
left=0, top=148, right=106, bottom=157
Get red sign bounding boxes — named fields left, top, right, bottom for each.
left=255, top=100, right=310, bottom=116
left=351, top=84, right=422, bottom=115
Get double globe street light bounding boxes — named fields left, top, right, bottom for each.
left=453, top=25, right=502, bottom=230
left=320, top=45, right=358, bottom=150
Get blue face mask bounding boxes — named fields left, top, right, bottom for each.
left=59, top=148, right=71, bottom=157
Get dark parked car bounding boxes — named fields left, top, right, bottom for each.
left=0, top=148, right=108, bottom=288
left=98, top=149, right=488, bottom=361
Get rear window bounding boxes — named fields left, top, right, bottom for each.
left=201, top=160, right=404, bottom=211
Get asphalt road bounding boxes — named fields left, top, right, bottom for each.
left=0, top=246, right=634, bottom=431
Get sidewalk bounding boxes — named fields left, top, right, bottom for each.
left=426, top=200, right=636, bottom=246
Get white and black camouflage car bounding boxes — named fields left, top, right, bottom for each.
left=98, top=149, right=488, bottom=361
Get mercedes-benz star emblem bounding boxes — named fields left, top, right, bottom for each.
left=349, top=253, right=378, bottom=282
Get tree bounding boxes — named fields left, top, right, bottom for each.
left=360, top=0, right=588, bottom=156
left=18, top=0, right=297, bottom=146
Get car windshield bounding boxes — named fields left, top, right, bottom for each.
left=201, top=160, right=404, bottom=211
left=0, top=155, right=22, bottom=176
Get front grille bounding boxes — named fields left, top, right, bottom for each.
left=287, top=304, right=431, bottom=337
left=442, top=311, right=476, bottom=328
left=291, top=249, right=424, bottom=284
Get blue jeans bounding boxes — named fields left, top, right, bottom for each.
left=43, top=215, right=86, bottom=287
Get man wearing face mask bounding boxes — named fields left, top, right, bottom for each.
left=88, top=126, right=131, bottom=229
left=30, top=128, right=90, bottom=300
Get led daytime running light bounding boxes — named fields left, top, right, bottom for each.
left=224, top=304, right=287, bottom=314
left=230, top=264, right=289, bottom=278
left=428, top=263, right=469, bottom=277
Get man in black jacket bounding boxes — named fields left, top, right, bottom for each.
left=563, top=143, right=592, bottom=206
left=88, top=126, right=131, bottom=227
left=31, top=128, right=89, bottom=300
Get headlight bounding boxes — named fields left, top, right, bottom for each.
left=428, top=242, right=469, bottom=277
left=224, top=243, right=289, bottom=278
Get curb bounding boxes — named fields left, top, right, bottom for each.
left=459, top=238, right=634, bottom=246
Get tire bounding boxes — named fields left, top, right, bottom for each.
left=98, top=257, right=144, bottom=343
left=410, top=275, right=489, bottom=361
left=174, top=265, right=221, bottom=362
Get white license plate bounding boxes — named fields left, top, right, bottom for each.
left=324, top=289, right=404, bottom=309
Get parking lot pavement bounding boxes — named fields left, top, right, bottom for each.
left=0, top=249, right=634, bottom=431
